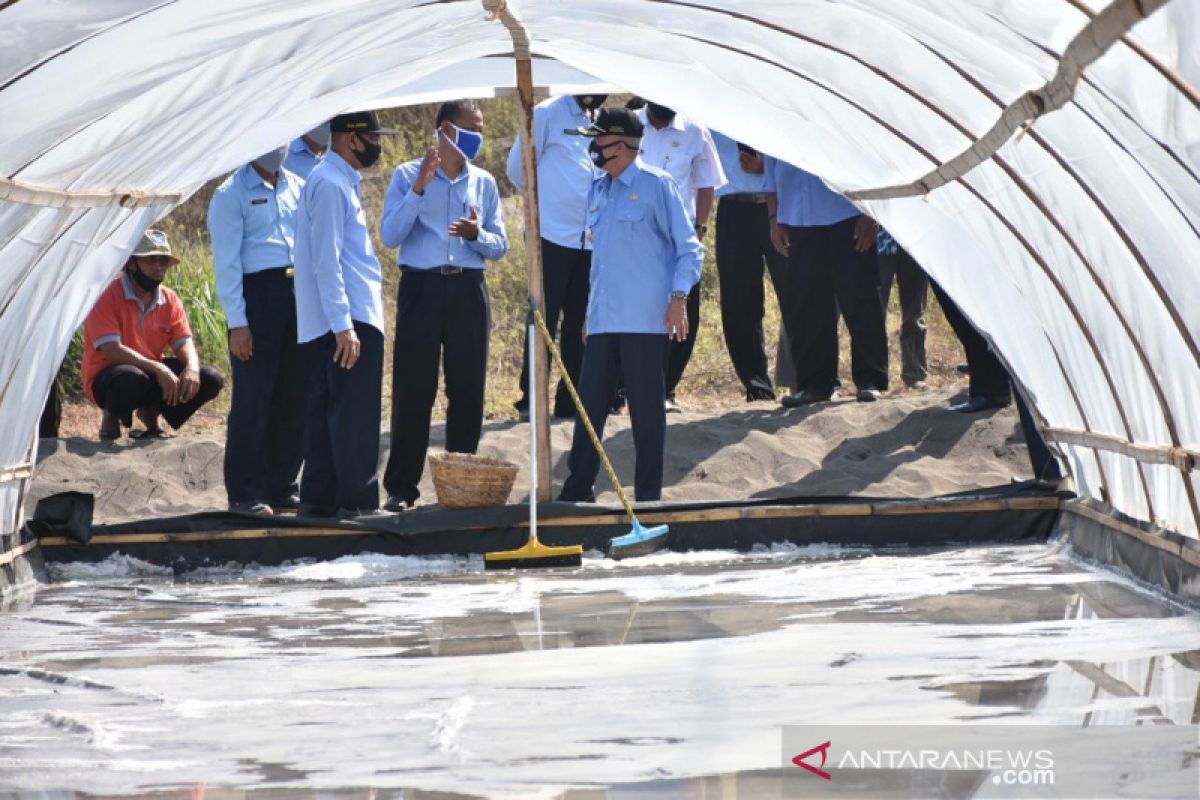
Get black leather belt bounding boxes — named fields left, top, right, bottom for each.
left=723, top=192, right=769, bottom=204
left=401, top=266, right=465, bottom=275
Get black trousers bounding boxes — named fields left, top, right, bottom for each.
left=516, top=238, right=591, bottom=417
left=560, top=333, right=669, bottom=502
left=224, top=269, right=310, bottom=505
left=878, top=247, right=930, bottom=386
left=40, top=375, right=61, bottom=438
left=930, top=279, right=1010, bottom=400
left=784, top=217, right=888, bottom=394
left=300, top=321, right=383, bottom=514
left=91, top=358, right=224, bottom=429
left=383, top=268, right=490, bottom=504
left=716, top=196, right=789, bottom=399
left=665, top=283, right=701, bottom=399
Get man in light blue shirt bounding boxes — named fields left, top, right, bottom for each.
left=379, top=99, right=509, bottom=511
left=284, top=121, right=330, bottom=180
left=711, top=131, right=788, bottom=402
left=507, top=93, right=604, bottom=420
left=208, top=143, right=305, bottom=514
left=765, top=157, right=888, bottom=406
left=294, top=111, right=397, bottom=517
left=558, top=109, right=703, bottom=503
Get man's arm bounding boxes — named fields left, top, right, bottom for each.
left=763, top=156, right=789, bottom=257
left=380, top=164, right=424, bottom=249
left=692, top=127, right=727, bottom=230
left=307, top=182, right=353, bottom=336
left=661, top=178, right=704, bottom=341
left=465, top=175, right=509, bottom=260
left=506, top=134, right=525, bottom=191
left=173, top=339, right=202, bottom=404
left=207, top=184, right=253, bottom=361
left=695, top=187, right=715, bottom=231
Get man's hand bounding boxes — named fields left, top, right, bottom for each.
left=665, top=296, right=690, bottom=342
left=854, top=215, right=879, bottom=253
left=738, top=150, right=765, bottom=174
left=414, top=146, right=441, bottom=195
left=152, top=362, right=181, bottom=406
left=770, top=220, right=790, bottom=257
left=449, top=206, right=481, bottom=241
left=333, top=328, right=361, bottom=370
left=177, top=366, right=201, bottom=404
left=229, top=326, right=253, bottom=361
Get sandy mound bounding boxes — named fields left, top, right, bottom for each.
left=27, top=390, right=1031, bottom=523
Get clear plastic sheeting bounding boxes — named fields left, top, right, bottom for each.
left=0, top=0, right=1197, bottom=539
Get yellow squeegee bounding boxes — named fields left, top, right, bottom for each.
left=485, top=305, right=583, bottom=570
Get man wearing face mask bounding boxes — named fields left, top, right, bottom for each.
left=506, top=93, right=605, bottom=422
left=82, top=229, right=225, bottom=441
left=633, top=99, right=725, bottom=413
left=294, top=111, right=397, bottom=518
left=380, top=99, right=509, bottom=512
left=209, top=142, right=305, bottom=514
left=557, top=108, right=703, bottom=503
left=285, top=121, right=331, bottom=180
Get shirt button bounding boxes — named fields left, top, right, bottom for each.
left=449, top=255, right=455, bottom=261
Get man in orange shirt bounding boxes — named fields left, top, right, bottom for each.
left=83, top=229, right=225, bottom=440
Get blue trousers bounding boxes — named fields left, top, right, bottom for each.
left=300, top=322, right=383, bottom=514
left=224, top=269, right=309, bottom=505
left=559, top=333, right=669, bottom=502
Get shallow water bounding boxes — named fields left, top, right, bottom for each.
left=0, top=542, right=1197, bottom=798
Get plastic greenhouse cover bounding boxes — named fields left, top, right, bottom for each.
left=0, top=0, right=1197, bottom=540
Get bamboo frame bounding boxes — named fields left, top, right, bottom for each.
left=0, top=462, right=33, bottom=483
left=0, top=538, right=37, bottom=568
left=0, top=176, right=180, bottom=209
left=1046, top=428, right=1198, bottom=472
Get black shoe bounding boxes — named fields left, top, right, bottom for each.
left=337, top=507, right=380, bottom=520
left=384, top=494, right=413, bottom=513
left=950, top=395, right=1011, bottom=413
left=781, top=389, right=834, bottom=408
left=956, top=363, right=971, bottom=375
left=297, top=503, right=337, bottom=518
left=267, top=494, right=301, bottom=512
left=664, top=396, right=682, bottom=414
left=856, top=387, right=884, bottom=403
left=610, top=389, right=627, bottom=415
left=745, top=386, right=776, bottom=402
left=230, top=500, right=272, bottom=514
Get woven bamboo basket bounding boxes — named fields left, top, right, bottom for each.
left=428, top=452, right=519, bottom=509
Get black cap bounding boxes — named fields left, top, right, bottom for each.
left=330, top=110, right=398, bottom=135
left=568, top=107, right=644, bottom=139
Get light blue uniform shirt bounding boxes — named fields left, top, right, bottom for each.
left=380, top=161, right=508, bottom=269
left=586, top=159, right=704, bottom=336
left=294, top=152, right=384, bottom=342
left=712, top=131, right=770, bottom=197
left=207, top=164, right=301, bottom=329
left=764, top=157, right=860, bottom=227
left=285, top=138, right=324, bottom=180
left=506, top=95, right=597, bottom=250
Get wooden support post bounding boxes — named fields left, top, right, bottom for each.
left=516, top=58, right=552, bottom=501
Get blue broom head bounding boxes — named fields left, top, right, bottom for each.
left=607, top=519, right=670, bottom=560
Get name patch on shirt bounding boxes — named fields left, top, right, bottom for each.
left=250, top=198, right=269, bottom=205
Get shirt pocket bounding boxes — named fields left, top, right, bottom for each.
left=615, top=206, right=646, bottom=224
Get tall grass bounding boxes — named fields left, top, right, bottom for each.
left=59, top=96, right=964, bottom=417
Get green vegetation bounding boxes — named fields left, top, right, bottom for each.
left=58, top=97, right=962, bottom=420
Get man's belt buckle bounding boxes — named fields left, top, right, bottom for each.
left=285, top=267, right=295, bottom=278
left=439, top=266, right=464, bottom=275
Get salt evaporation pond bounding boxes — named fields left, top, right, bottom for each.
left=1, top=542, right=1197, bottom=797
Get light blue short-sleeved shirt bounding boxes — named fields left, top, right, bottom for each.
left=764, top=157, right=859, bottom=227
left=586, top=159, right=704, bottom=336
left=207, top=164, right=301, bottom=329
left=285, top=138, right=324, bottom=180
left=294, top=152, right=384, bottom=342
left=380, top=161, right=508, bottom=270
left=712, top=131, right=770, bottom=197
left=507, top=95, right=598, bottom=251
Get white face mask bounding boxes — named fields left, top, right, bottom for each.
left=306, top=121, right=331, bottom=148
left=253, top=145, right=289, bottom=174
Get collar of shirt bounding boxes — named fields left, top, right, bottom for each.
left=121, top=272, right=165, bottom=312
left=614, top=158, right=642, bottom=187
left=325, top=150, right=363, bottom=191
left=238, top=162, right=289, bottom=192
left=290, top=138, right=316, bottom=158
left=638, top=107, right=685, bottom=133
left=434, top=163, right=471, bottom=186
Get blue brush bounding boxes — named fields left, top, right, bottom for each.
left=606, top=518, right=670, bottom=561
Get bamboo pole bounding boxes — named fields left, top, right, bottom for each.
left=516, top=58, right=552, bottom=501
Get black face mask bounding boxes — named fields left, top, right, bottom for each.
left=127, top=262, right=162, bottom=292
left=355, top=134, right=382, bottom=169
left=589, top=140, right=622, bottom=169
left=575, top=94, right=608, bottom=111
left=646, top=102, right=676, bottom=123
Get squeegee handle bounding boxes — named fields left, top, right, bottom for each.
left=530, top=302, right=637, bottom=524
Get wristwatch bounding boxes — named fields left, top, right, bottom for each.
left=670, top=290, right=689, bottom=300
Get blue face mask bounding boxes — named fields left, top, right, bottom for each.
left=442, top=122, right=484, bottom=160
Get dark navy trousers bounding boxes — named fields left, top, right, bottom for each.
left=559, top=333, right=670, bottom=502
left=300, top=321, right=383, bottom=514
left=224, top=269, right=309, bottom=505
